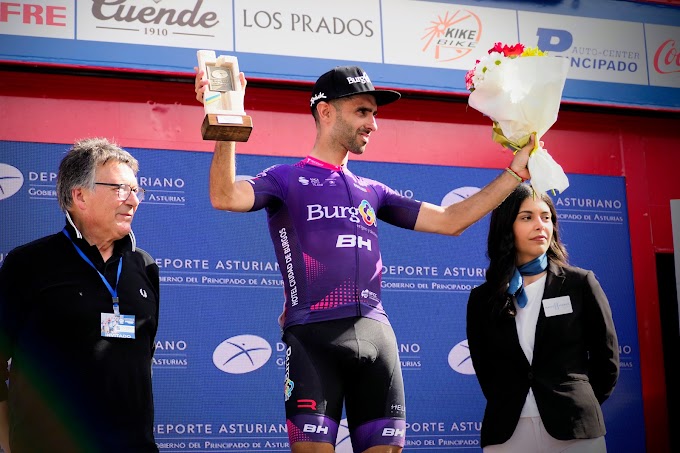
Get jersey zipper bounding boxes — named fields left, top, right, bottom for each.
left=339, top=170, right=361, bottom=318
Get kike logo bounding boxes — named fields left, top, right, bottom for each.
left=0, top=164, right=24, bottom=201
left=213, top=334, right=272, bottom=374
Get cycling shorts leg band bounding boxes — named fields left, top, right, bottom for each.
left=287, top=414, right=339, bottom=445
left=351, top=418, right=407, bottom=452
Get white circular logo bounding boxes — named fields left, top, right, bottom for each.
left=441, top=186, right=480, bottom=207
left=448, top=339, right=476, bottom=375
left=213, top=334, right=272, bottom=374
left=0, top=164, right=24, bottom=201
left=335, top=419, right=353, bottom=453
left=210, top=69, right=230, bottom=79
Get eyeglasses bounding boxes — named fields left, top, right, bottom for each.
left=94, top=182, right=146, bottom=202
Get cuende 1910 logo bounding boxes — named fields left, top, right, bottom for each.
left=213, top=334, right=272, bottom=374
left=0, top=164, right=24, bottom=201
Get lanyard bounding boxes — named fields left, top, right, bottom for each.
left=62, top=228, right=123, bottom=316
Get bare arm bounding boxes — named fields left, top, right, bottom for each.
left=0, top=401, right=10, bottom=453
left=414, top=135, right=534, bottom=236
left=209, top=141, right=255, bottom=211
left=195, top=67, right=255, bottom=212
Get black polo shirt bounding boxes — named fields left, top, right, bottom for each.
left=0, top=223, right=160, bottom=453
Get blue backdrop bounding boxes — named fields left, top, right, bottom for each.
left=0, top=141, right=644, bottom=452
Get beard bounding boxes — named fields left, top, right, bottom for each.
left=332, top=115, right=368, bottom=155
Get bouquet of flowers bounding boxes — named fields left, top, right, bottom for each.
left=466, top=42, right=570, bottom=194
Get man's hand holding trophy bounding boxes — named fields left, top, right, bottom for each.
left=196, top=50, right=253, bottom=142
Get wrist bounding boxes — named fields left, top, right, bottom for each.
left=505, top=167, right=526, bottom=183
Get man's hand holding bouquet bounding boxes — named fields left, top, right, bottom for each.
left=466, top=42, right=570, bottom=194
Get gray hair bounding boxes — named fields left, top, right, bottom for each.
left=57, top=138, right=139, bottom=212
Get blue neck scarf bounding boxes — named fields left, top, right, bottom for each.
left=507, top=253, right=548, bottom=308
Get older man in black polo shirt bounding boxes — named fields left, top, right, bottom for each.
left=0, top=138, right=159, bottom=453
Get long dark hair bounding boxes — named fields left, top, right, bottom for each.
left=486, top=184, right=568, bottom=316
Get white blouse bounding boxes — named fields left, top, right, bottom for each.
left=513, top=273, right=547, bottom=418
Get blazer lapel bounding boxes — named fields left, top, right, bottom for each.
left=533, top=262, right=566, bottom=348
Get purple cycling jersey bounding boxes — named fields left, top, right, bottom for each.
left=248, top=156, right=422, bottom=330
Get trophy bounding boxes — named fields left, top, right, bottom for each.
left=197, top=50, right=253, bottom=142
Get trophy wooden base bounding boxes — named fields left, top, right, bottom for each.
left=201, top=114, right=253, bottom=142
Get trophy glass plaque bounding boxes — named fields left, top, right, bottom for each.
left=197, top=50, right=253, bottom=142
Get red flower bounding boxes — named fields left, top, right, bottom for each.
left=503, top=43, right=525, bottom=57
left=488, top=42, right=525, bottom=57
left=489, top=42, right=505, bottom=54
left=465, top=68, right=476, bottom=90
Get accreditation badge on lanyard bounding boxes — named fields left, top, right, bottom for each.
left=63, top=229, right=136, bottom=339
left=101, top=311, right=136, bottom=338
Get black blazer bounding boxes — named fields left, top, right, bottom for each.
left=466, top=262, right=619, bottom=448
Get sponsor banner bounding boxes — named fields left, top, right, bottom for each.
left=235, top=0, right=382, bottom=62
left=646, top=23, right=680, bottom=88
left=0, top=0, right=679, bottom=109
left=382, top=1, right=517, bottom=69
left=75, top=0, right=233, bottom=50
left=0, top=141, right=645, bottom=452
left=519, top=12, right=648, bottom=85
left=0, top=0, right=74, bottom=39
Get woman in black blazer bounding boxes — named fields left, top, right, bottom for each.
left=467, top=184, right=619, bottom=452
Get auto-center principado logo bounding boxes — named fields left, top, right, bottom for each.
left=0, top=164, right=24, bottom=201
left=213, top=334, right=272, bottom=374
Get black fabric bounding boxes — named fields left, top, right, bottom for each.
left=0, top=223, right=160, bottom=453
left=310, top=66, right=401, bottom=111
left=282, top=316, right=405, bottom=428
left=466, top=262, right=619, bottom=448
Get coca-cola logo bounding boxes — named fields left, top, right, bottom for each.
left=654, top=39, right=680, bottom=74
left=91, top=0, right=218, bottom=28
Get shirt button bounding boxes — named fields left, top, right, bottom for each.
left=528, top=371, right=534, bottom=380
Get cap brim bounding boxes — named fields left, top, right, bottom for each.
left=368, top=89, right=401, bottom=106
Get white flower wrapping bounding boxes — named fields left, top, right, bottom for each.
left=468, top=55, right=570, bottom=194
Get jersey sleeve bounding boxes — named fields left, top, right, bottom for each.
left=247, top=165, right=287, bottom=212
left=373, top=182, right=422, bottom=230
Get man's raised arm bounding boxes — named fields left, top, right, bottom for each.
left=195, top=68, right=255, bottom=212
left=208, top=140, right=255, bottom=212
left=414, top=135, right=534, bottom=236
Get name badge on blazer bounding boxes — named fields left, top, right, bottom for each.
left=542, top=296, right=573, bottom=317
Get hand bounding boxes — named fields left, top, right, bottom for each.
left=194, top=67, right=248, bottom=105
left=194, top=66, right=208, bottom=104
left=509, top=133, right=541, bottom=182
left=239, top=72, right=247, bottom=94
